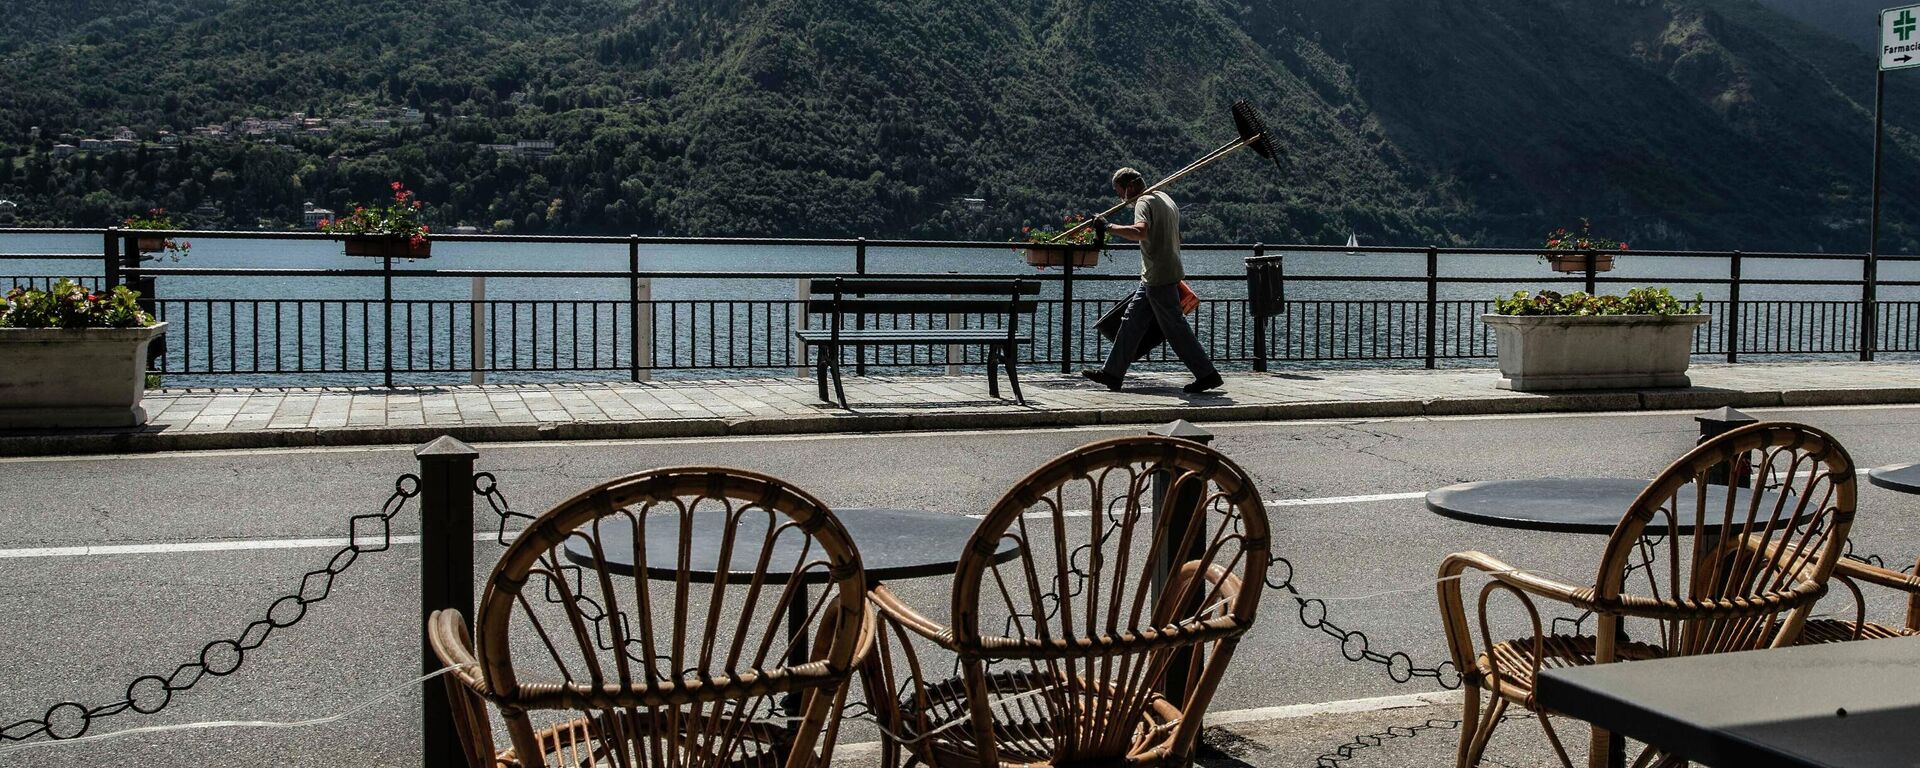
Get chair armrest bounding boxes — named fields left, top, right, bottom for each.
left=1437, top=551, right=1593, bottom=683
left=1833, top=555, right=1920, bottom=594
left=427, top=609, right=489, bottom=695
left=868, top=584, right=959, bottom=651
left=1441, top=551, right=1592, bottom=607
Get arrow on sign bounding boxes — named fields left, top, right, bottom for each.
left=1902, top=55, right=1915, bottom=63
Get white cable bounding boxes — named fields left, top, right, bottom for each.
left=0, top=664, right=474, bottom=757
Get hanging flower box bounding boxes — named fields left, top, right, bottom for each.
left=1545, top=253, right=1615, bottom=273
left=319, top=181, right=432, bottom=259
left=342, top=235, right=432, bottom=259
left=1022, top=243, right=1099, bottom=268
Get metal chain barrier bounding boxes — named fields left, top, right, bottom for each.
left=1265, top=554, right=1462, bottom=689
left=0, top=474, right=420, bottom=745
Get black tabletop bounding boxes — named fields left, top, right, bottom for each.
left=1867, top=463, right=1920, bottom=495
left=562, top=507, right=1020, bottom=584
left=1426, top=478, right=1786, bottom=534
left=1537, top=635, right=1920, bottom=768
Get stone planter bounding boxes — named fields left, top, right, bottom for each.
left=1483, top=314, right=1707, bottom=391
left=1023, top=244, right=1098, bottom=268
left=0, top=323, right=168, bottom=428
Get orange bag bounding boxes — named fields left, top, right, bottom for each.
left=1177, top=281, right=1200, bottom=314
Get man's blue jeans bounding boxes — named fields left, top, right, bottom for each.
left=1101, top=281, right=1218, bottom=380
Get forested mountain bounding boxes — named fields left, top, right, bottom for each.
left=0, top=0, right=1915, bottom=251
left=1754, top=0, right=1878, bottom=51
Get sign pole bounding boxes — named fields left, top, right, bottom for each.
left=1869, top=64, right=1885, bottom=361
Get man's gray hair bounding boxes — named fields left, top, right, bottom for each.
left=1111, top=167, right=1145, bottom=189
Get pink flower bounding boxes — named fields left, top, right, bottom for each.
left=1619, top=243, right=1629, bottom=251
left=391, top=181, right=403, bottom=191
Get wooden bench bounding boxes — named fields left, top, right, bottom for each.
left=796, top=278, right=1039, bottom=408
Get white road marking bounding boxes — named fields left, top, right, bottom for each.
left=5, top=401, right=1916, bottom=463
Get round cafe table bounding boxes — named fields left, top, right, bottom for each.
left=562, top=506, right=1019, bottom=582
left=1426, top=477, right=1789, bottom=534
left=1868, top=463, right=1920, bottom=495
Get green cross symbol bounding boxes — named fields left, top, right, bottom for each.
left=1898, top=9, right=1918, bottom=41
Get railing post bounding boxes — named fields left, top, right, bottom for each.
left=416, top=435, right=478, bottom=768
left=1148, top=420, right=1212, bottom=700
left=1583, top=249, right=1598, bottom=295
left=634, top=278, right=653, bottom=383
left=629, top=235, right=646, bottom=382
left=383, top=254, right=395, bottom=388
left=1863, top=251, right=1879, bottom=362
left=103, top=227, right=121, bottom=289
left=470, top=276, right=486, bottom=385
left=1249, top=244, right=1267, bottom=373
left=1060, top=240, right=1083, bottom=374
left=1424, top=246, right=1439, bottom=369
left=126, top=234, right=162, bottom=368
left=796, top=278, right=812, bottom=378
left=946, top=293, right=963, bottom=377
left=854, top=238, right=867, bottom=376
left=1726, top=251, right=1741, bottom=364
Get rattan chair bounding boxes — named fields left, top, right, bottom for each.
left=1438, top=422, right=1856, bottom=768
left=866, top=435, right=1270, bottom=767
left=427, top=467, right=872, bottom=768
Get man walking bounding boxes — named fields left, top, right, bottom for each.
left=1083, top=167, right=1222, bottom=393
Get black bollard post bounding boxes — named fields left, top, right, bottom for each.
left=416, top=435, right=477, bottom=768
left=1149, top=419, right=1213, bottom=702
left=1695, top=406, right=1758, bottom=486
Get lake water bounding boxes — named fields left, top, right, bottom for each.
left=0, top=232, right=1906, bottom=385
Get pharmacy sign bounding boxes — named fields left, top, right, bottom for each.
left=1884, top=5, right=1920, bottom=70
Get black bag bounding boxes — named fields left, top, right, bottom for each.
left=1094, top=294, right=1164, bottom=363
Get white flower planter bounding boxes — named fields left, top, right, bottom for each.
left=0, top=323, right=168, bottom=428
left=1483, top=314, right=1707, bottom=391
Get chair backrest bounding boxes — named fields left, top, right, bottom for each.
left=1597, top=422, right=1856, bottom=655
left=947, top=435, right=1270, bottom=764
left=473, top=467, right=868, bottom=767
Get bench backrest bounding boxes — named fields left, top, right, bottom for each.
left=803, top=278, right=1040, bottom=316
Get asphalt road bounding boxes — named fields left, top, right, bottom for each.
left=5, top=404, right=1920, bottom=767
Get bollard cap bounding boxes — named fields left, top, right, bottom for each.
left=1694, top=406, right=1759, bottom=430
left=1150, top=419, right=1214, bottom=444
left=415, top=434, right=479, bottom=460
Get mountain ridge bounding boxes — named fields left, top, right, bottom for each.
left=0, top=0, right=1915, bottom=251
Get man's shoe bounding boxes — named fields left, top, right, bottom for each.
left=1183, top=373, right=1224, bottom=394
left=1081, top=369, right=1123, bottom=391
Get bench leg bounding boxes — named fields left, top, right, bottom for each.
left=814, top=344, right=831, bottom=402
left=986, top=344, right=1001, bottom=399
left=829, top=348, right=849, bottom=409
left=1001, top=344, right=1025, bottom=405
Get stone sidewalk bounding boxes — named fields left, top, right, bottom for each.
left=5, top=361, right=1920, bottom=455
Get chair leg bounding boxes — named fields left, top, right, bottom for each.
left=1001, top=344, right=1024, bottom=404
left=987, top=344, right=1001, bottom=398
left=1462, top=688, right=1506, bottom=768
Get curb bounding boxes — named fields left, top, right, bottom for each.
left=4, top=385, right=1920, bottom=457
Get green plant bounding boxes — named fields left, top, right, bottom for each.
left=318, top=181, right=430, bottom=248
left=121, top=207, right=191, bottom=261
left=1015, top=214, right=1098, bottom=246
left=1542, top=219, right=1627, bottom=263
left=1493, top=287, right=1703, bottom=316
left=1, top=280, right=155, bottom=328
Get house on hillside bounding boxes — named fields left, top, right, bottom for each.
left=50, top=144, right=75, bottom=158
left=302, top=202, right=335, bottom=227
left=515, top=139, right=555, bottom=159
left=0, top=200, right=18, bottom=224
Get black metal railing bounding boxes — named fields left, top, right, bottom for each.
left=1, top=228, right=1914, bottom=386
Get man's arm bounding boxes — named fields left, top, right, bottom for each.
left=1096, top=208, right=1150, bottom=242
